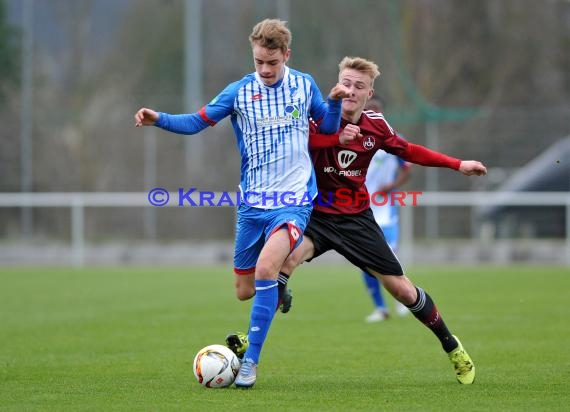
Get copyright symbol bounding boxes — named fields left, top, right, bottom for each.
left=148, top=188, right=169, bottom=206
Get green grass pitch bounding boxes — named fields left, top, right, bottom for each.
left=1, top=265, right=569, bottom=411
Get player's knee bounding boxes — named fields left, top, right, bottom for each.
left=236, top=287, right=255, bottom=301
left=235, top=281, right=255, bottom=300
left=382, top=275, right=416, bottom=305
left=393, top=288, right=416, bottom=305
left=255, top=262, right=278, bottom=280
left=280, top=254, right=298, bottom=274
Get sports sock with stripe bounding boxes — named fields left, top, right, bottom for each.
left=407, top=286, right=458, bottom=353
left=277, top=272, right=290, bottom=309
left=243, top=279, right=278, bottom=364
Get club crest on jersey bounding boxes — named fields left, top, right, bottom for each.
left=289, top=87, right=299, bottom=99
left=363, top=136, right=375, bottom=150
left=338, top=150, right=357, bottom=168
left=285, top=104, right=301, bottom=119
left=251, top=93, right=263, bottom=101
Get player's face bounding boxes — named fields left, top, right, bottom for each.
left=339, top=68, right=374, bottom=118
left=252, top=44, right=290, bottom=86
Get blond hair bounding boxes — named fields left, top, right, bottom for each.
left=338, top=56, right=381, bottom=86
left=249, top=19, right=291, bottom=53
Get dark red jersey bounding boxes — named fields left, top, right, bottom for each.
left=309, top=110, right=461, bottom=214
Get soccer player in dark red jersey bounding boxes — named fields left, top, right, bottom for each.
left=280, top=56, right=486, bottom=384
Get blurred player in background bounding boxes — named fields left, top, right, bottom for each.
left=361, top=96, right=411, bottom=322
left=277, top=56, right=486, bottom=384
left=134, top=19, right=351, bottom=388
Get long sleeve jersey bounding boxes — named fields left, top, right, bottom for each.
left=155, top=66, right=342, bottom=208
left=309, top=110, right=460, bottom=214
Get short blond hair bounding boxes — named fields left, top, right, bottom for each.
left=338, top=56, right=381, bottom=86
left=249, top=19, right=292, bottom=53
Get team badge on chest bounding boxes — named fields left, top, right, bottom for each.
left=363, top=136, right=376, bottom=150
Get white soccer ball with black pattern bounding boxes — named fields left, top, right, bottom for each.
left=193, top=344, right=240, bottom=388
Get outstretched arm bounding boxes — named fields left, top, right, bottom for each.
left=397, top=142, right=486, bottom=175
left=134, top=81, right=239, bottom=135
left=134, top=107, right=210, bottom=135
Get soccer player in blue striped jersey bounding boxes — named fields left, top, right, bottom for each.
left=134, top=19, right=351, bottom=388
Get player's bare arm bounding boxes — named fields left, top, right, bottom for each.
left=458, top=160, right=487, bottom=176
left=134, top=107, right=159, bottom=127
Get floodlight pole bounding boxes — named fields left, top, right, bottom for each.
left=144, top=128, right=157, bottom=239
left=20, top=0, right=34, bottom=238
left=184, top=0, right=203, bottom=172
left=277, top=0, right=290, bottom=21
left=425, top=121, right=439, bottom=238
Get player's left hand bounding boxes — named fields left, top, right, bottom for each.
left=329, top=84, right=352, bottom=100
left=459, top=160, right=487, bottom=176
left=339, top=124, right=362, bottom=144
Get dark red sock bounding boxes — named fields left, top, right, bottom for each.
left=407, top=287, right=458, bottom=353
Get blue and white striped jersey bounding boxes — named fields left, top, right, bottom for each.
left=155, top=66, right=341, bottom=208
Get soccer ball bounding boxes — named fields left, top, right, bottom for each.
left=193, top=344, right=240, bottom=388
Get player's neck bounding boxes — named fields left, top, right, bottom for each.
left=342, top=110, right=363, bottom=124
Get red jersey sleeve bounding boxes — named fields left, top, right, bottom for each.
left=309, top=133, right=340, bottom=150
left=308, top=119, right=341, bottom=150
left=400, top=143, right=461, bottom=170
left=378, top=126, right=461, bottom=171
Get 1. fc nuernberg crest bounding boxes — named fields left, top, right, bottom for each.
left=363, top=136, right=375, bottom=150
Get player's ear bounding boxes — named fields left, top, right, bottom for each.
left=369, top=89, right=375, bottom=99
left=283, top=48, right=291, bottom=63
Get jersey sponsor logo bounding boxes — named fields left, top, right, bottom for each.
left=324, top=165, right=362, bottom=176
left=338, top=150, right=357, bottom=168
left=251, top=93, right=263, bottom=101
left=363, top=136, right=375, bottom=150
left=339, top=169, right=362, bottom=177
left=257, top=115, right=293, bottom=128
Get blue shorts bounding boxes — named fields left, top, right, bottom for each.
left=380, top=223, right=399, bottom=253
left=233, top=204, right=312, bottom=275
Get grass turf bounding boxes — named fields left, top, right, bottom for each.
left=1, top=265, right=569, bottom=411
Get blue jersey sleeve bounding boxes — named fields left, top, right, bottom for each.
left=201, top=80, right=242, bottom=123
left=155, top=112, right=209, bottom=135
left=154, top=80, right=242, bottom=135
left=306, top=75, right=342, bottom=133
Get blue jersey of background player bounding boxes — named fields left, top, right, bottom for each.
left=134, top=19, right=351, bottom=388
left=363, top=146, right=411, bottom=321
left=361, top=96, right=411, bottom=322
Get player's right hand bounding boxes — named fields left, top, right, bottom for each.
left=329, top=84, right=352, bottom=100
left=339, top=124, right=362, bottom=145
left=134, top=108, right=159, bottom=127
left=458, top=160, right=487, bottom=176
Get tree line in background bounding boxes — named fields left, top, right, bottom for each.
left=0, top=0, right=569, bottom=240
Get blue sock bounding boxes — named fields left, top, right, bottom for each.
left=362, top=271, right=386, bottom=309
left=243, top=279, right=278, bottom=364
